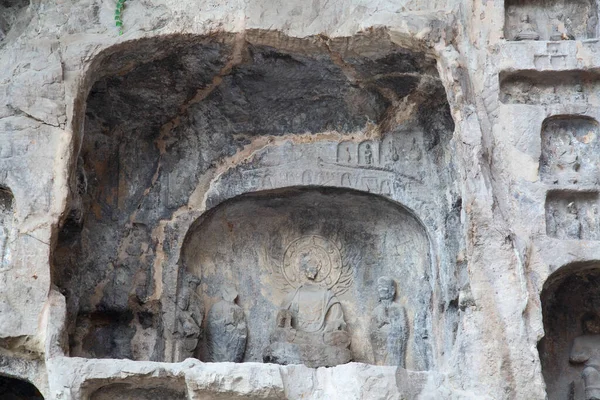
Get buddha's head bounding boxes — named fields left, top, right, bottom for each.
left=299, top=251, right=321, bottom=281
left=377, top=276, right=396, bottom=302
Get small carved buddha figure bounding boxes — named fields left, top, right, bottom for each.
left=562, top=202, right=582, bottom=239
left=514, top=14, right=540, bottom=41
left=570, top=314, right=600, bottom=400
left=574, top=84, right=586, bottom=102
left=364, top=143, right=374, bottom=165
left=283, top=254, right=346, bottom=337
left=370, top=276, right=408, bottom=366
left=263, top=251, right=351, bottom=367
left=554, top=129, right=580, bottom=185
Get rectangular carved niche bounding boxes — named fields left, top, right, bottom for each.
left=546, top=191, right=600, bottom=240
left=504, top=0, right=597, bottom=41
left=500, top=71, right=598, bottom=105
left=540, top=116, right=600, bottom=185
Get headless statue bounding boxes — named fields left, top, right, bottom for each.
left=206, top=287, right=247, bottom=362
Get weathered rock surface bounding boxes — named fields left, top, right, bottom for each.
left=46, top=357, right=430, bottom=399
left=1, top=0, right=599, bottom=397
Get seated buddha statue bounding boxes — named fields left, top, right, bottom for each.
left=263, top=251, right=351, bottom=367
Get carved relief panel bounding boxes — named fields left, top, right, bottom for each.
left=546, top=191, right=600, bottom=240
left=206, top=130, right=429, bottom=209
left=500, top=71, right=596, bottom=106
left=540, top=117, right=600, bottom=186
left=505, top=0, right=598, bottom=41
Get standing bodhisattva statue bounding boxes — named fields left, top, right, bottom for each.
left=370, top=276, right=408, bottom=366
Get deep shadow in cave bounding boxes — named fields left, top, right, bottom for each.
left=0, top=375, right=44, bottom=399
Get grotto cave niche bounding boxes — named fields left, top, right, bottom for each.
left=504, top=0, right=597, bottom=41
left=539, top=262, right=600, bottom=400
left=178, top=187, right=434, bottom=368
left=540, top=115, right=600, bottom=187
left=51, top=30, right=459, bottom=364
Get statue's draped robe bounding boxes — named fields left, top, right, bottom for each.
left=283, top=283, right=344, bottom=335
left=262, top=282, right=351, bottom=367
left=370, top=302, right=408, bottom=366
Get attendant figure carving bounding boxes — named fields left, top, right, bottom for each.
left=264, top=235, right=352, bottom=367
left=206, top=286, right=247, bottom=362
left=570, top=314, right=600, bottom=400
left=370, top=276, right=408, bottom=366
left=174, top=272, right=203, bottom=361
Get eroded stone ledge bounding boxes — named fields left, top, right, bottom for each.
left=46, top=357, right=435, bottom=399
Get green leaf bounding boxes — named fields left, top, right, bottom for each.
left=116, top=21, right=122, bottom=26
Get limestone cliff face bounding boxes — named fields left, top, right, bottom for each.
left=0, top=0, right=597, bottom=397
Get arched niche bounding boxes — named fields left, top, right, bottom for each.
left=179, top=187, right=434, bottom=369
left=539, top=262, right=600, bottom=399
left=540, top=115, right=600, bottom=186
left=0, top=374, right=44, bottom=399
left=53, top=30, right=458, bottom=364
